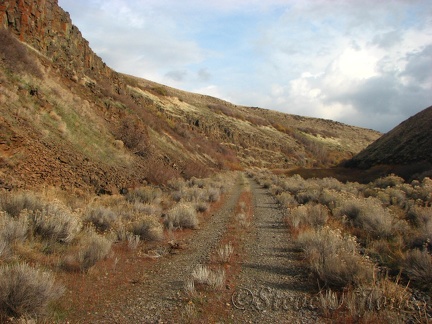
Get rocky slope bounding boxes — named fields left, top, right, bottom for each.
left=346, top=106, right=432, bottom=179
left=0, top=0, right=381, bottom=193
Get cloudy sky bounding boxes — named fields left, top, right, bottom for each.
left=59, top=0, right=432, bottom=132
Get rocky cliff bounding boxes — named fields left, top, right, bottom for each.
left=0, top=0, right=122, bottom=86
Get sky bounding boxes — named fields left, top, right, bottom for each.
left=58, top=0, right=432, bottom=132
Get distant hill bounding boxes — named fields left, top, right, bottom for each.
left=346, top=106, right=432, bottom=179
left=0, top=0, right=380, bottom=193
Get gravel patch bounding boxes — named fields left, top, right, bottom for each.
left=230, top=178, right=321, bottom=323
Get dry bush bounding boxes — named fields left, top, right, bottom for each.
left=216, top=242, right=234, bottom=263
left=373, top=174, right=404, bottom=189
left=207, top=187, right=221, bottom=202
left=130, top=216, right=163, bottom=241
left=319, top=280, right=411, bottom=321
left=0, top=212, right=28, bottom=245
left=27, top=204, right=82, bottom=244
left=126, top=187, right=162, bottom=204
left=194, top=201, right=209, bottom=213
left=84, top=207, right=117, bottom=232
left=335, top=198, right=394, bottom=239
left=115, top=116, right=149, bottom=157
left=296, top=189, right=321, bottom=204
left=0, top=29, right=42, bottom=78
left=403, top=249, right=432, bottom=291
left=167, top=178, right=187, bottom=191
left=276, top=192, right=297, bottom=208
left=287, top=203, right=328, bottom=231
left=280, top=174, right=307, bottom=195
left=164, top=204, right=198, bottom=229
left=0, top=191, right=44, bottom=217
left=132, top=202, right=162, bottom=215
left=0, top=263, right=63, bottom=318
left=77, top=230, right=112, bottom=272
left=297, top=227, right=375, bottom=289
left=406, top=206, right=431, bottom=228
left=405, top=206, right=432, bottom=249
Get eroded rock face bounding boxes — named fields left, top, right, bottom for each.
left=0, top=0, right=115, bottom=82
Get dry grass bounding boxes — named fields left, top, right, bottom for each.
left=216, top=242, right=234, bottom=263
left=191, top=265, right=225, bottom=290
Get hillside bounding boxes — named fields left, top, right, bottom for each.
left=0, top=0, right=380, bottom=193
left=346, top=106, right=432, bottom=179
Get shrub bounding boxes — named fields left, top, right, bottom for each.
left=116, top=116, right=149, bottom=157
left=130, top=216, right=163, bottom=241
left=403, top=249, right=432, bottom=291
left=164, top=204, right=198, bottom=229
left=297, top=227, right=375, bottom=289
left=132, top=202, right=162, bottom=215
left=0, top=191, right=44, bottom=217
left=84, top=207, right=117, bottom=232
left=195, top=201, right=209, bottom=213
left=0, top=212, right=28, bottom=244
left=296, top=189, right=321, bottom=204
left=335, top=198, right=394, bottom=239
left=276, top=192, right=297, bottom=208
left=28, top=205, right=81, bottom=244
left=0, top=263, right=63, bottom=318
left=77, top=231, right=112, bottom=272
left=207, top=188, right=221, bottom=202
left=287, top=203, right=328, bottom=230
left=373, top=174, right=404, bottom=189
left=406, top=206, right=431, bottom=228
left=126, top=187, right=162, bottom=204
left=0, top=29, right=42, bottom=78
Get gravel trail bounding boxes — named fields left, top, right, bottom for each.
left=89, top=175, right=243, bottom=323
left=230, top=177, right=319, bottom=323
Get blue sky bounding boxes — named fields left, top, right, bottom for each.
left=58, top=0, right=432, bottom=132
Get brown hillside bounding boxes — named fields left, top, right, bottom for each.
left=346, top=106, right=432, bottom=179
left=0, top=0, right=380, bottom=193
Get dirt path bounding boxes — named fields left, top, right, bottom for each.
left=63, top=174, right=320, bottom=323
left=81, top=175, right=244, bottom=323
left=229, top=177, right=320, bottom=323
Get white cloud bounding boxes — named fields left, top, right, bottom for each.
left=59, top=0, right=432, bottom=132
